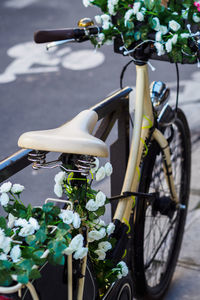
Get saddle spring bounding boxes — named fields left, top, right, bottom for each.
left=28, top=151, right=96, bottom=176
left=73, top=155, right=96, bottom=176
left=28, top=151, right=47, bottom=170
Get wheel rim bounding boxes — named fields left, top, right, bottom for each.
left=117, top=283, right=132, bottom=300
left=143, top=122, right=186, bottom=289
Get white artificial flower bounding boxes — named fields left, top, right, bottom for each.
left=101, top=14, right=111, bottom=23
left=95, top=15, right=102, bottom=25
left=0, top=229, right=5, bottom=244
left=85, top=199, right=99, bottom=212
left=124, top=9, right=134, bottom=26
left=104, top=162, right=113, bottom=176
left=0, top=253, right=7, bottom=260
left=73, top=212, right=81, bottom=229
left=98, top=33, right=105, bottom=42
left=136, top=12, right=144, bottom=21
left=94, top=249, right=106, bottom=260
left=111, top=0, right=118, bottom=4
left=181, top=33, right=190, bottom=39
left=165, top=39, right=173, bottom=53
left=152, top=17, right=160, bottom=31
left=96, top=166, right=106, bottom=181
left=1, top=237, right=11, bottom=254
left=117, top=272, right=123, bottom=279
left=54, top=183, right=63, bottom=198
left=118, top=261, right=129, bottom=277
left=62, top=246, right=74, bottom=255
left=11, top=184, right=24, bottom=194
left=73, top=247, right=88, bottom=260
left=141, top=7, right=146, bottom=14
left=88, top=230, right=104, bottom=242
left=169, top=20, right=181, bottom=32
left=108, top=1, right=115, bottom=15
left=69, top=234, right=84, bottom=251
left=107, top=222, right=115, bottom=235
left=133, top=2, right=141, bottom=14
left=98, top=241, right=112, bottom=252
left=160, top=25, right=168, bottom=35
left=193, top=13, right=200, bottom=23
left=7, top=214, right=17, bottom=228
left=82, top=0, right=93, bottom=7
left=155, top=31, right=162, bottom=42
left=29, top=217, right=40, bottom=230
left=0, top=193, right=9, bottom=207
left=95, top=191, right=106, bottom=207
left=59, top=210, right=74, bottom=224
left=10, top=245, right=21, bottom=263
left=18, top=224, right=35, bottom=237
left=102, top=21, right=112, bottom=30
left=99, top=227, right=106, bottom=239
left=63, top=234, right=84, bottom=256
left=54, top=171, right=66, bottom=185
left=0, top=182, right=12, bottom=193
left=171, top=34, right=178, bottom=45
left=15, top=218, right=28, bottom=227
left=92, top=218, right=105, bottom=229
left=154, top=42, right=165, bottom=56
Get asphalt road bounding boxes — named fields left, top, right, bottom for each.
left=1, top=0, right=200, bottom=299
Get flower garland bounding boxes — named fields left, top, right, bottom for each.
left=0, top=160, right=128, bottom=296
left=83, top=0, right=200, bottom=63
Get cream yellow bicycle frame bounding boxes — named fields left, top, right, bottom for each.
left=0, top=64, right=179, bottom=300
left=114, top=64, right=179, bottom=225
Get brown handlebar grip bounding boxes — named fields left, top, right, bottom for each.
left=34, top=28, right=82, bottom=43
left=34, top=27, right=100, bottom=43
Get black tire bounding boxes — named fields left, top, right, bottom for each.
left=131, top=108, right=191, bottom=299
left=104, top=276, right=133, bottom=300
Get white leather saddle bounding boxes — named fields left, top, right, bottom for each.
left=18, top=110, right=108, bottom=157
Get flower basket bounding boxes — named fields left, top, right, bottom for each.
left=84, top=0, right=200, bottom=64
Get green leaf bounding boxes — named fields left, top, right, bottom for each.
left=42, top=202, right=54, bottom=213
left=0, top=269, right=12, bottom=287
left=18, top=259, right=34, bottom=271
left=25, top=235, right=37, bottom=246
left=35, top=227, right=47, bottom=243
left=51, top=205, right=60, bottom=216
left=29, top=268, right=41, bottom=280
left=27, top=204, right=33, bottom=219
left=33, top=250, right=45, bottom=258
left=48, top=251, right=65, bottom=265
left=49, top=240, right=66, bottom=254
left=17, top=272, right=29, bottom=284
left=95, top=206, right=105, bottom=217
left=0, top=217, right=7, bottom=229
left=2, top=260, right=12, bottom=269
left=57, top=222, right=70, bottom=231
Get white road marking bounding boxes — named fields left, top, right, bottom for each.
left=0, top=42, right=60, bottom=83
left=0, top=42, right=105, bottom=84
left=5, top=0, right=39, bottom=9
left=61, top=50, right=105, bottom=70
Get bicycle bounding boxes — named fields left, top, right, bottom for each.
left=0, top=18, right=192, bottom=300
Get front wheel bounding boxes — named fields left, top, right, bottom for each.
left=131, top=108, right=191, bottom=299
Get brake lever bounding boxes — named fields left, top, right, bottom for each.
left=46, top=38, right=76, bottom=50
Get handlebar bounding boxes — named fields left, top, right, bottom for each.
left=34, top=26, right=101, bottom=43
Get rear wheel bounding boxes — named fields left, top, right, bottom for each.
left=132, top=108, right=191, bottom=299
